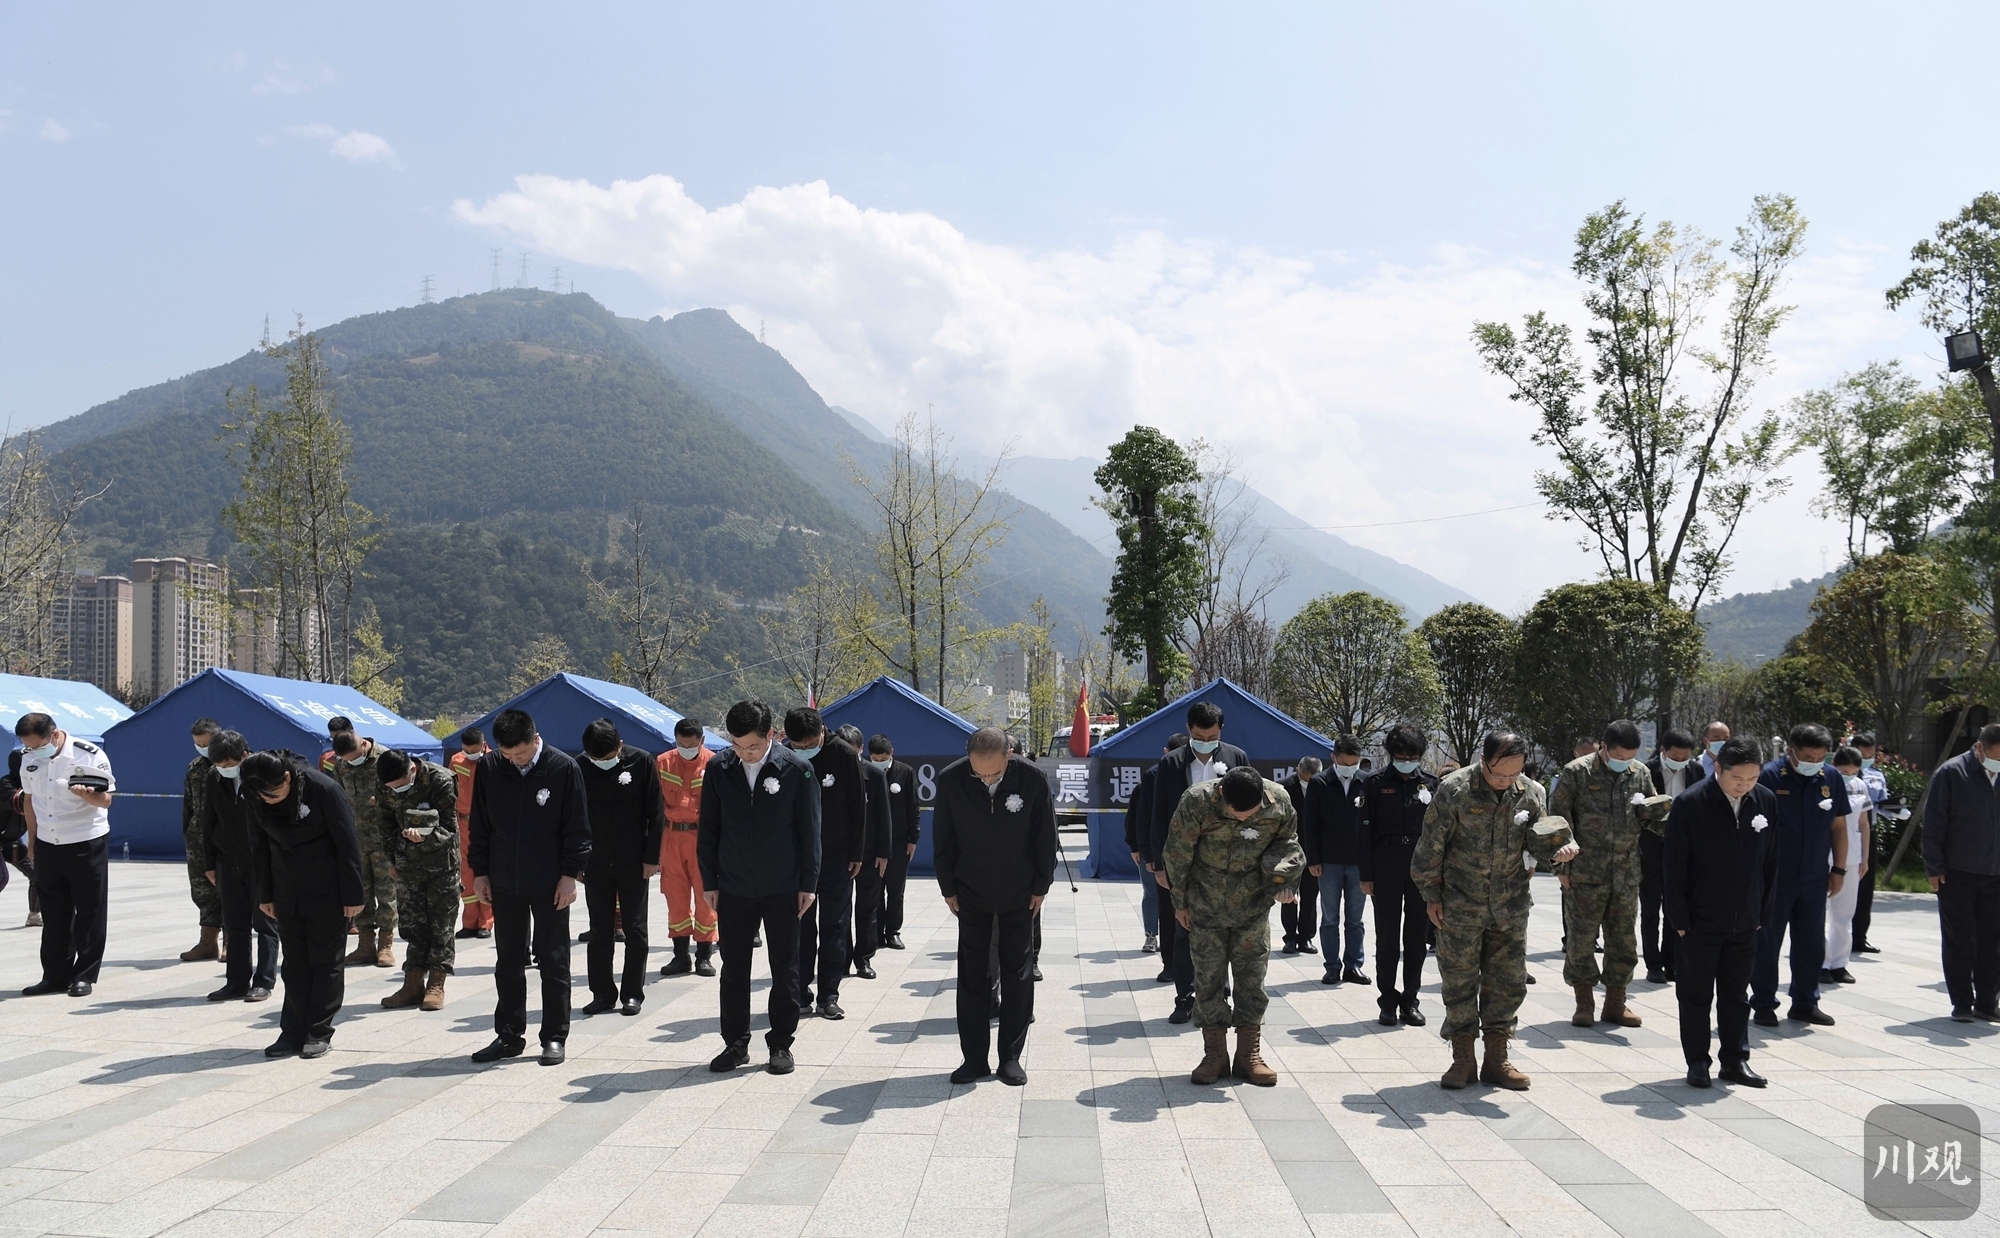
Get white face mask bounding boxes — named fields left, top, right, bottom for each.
left=589, top=756, right=619, bottom=771
left=1332, top=763, right=1359, bottom=781
left=676, top=745, right=701, bottom=761
left=216, top=764, right=241, bottom=780
left=1661, top=755, right=1690, bottom=772
left=345, top=753, right=367, bottom=766
left=871, top=757, right=893, bottom=769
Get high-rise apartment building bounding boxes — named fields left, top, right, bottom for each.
left=229, top=587, right=321, bottom=677
left=56, top=574, right=134, bottom=695
left=131, top=557, right=227, bottom=696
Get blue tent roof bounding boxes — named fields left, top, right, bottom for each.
left=0, top=673, right=131, bottom=744
left=820, top=676, right=976, bottom=754
left=1092, top=678, right=1332, bottom=761
left=101, top=669, right=441, bottom=860
left=466, top=674, right=726, bottom=758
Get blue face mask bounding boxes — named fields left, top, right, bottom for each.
left=871, top=757, right=892, bottom=769
left=216, top=764, right=241, bottom=780
left=1708, top=740, right=1724, bottom=755
left=1861, top=757, right=1876, bottom=770
left=195, top=744, right=210, bottom=759
left=391, top=779, right=417, bottom=793
left=1190, top=738, right=1221, bottom=755
left=1793, top=758, right=1824, bottom=778
left=589, top=756, right=619, bottom=771
left=1984, top=756, right=2000, bottom=776
left=1604, top=756, right=1632, bottom=772
left=1333, top=762, right=1359, bottom=780
left=1392, top=759, right=1420, bottom=775
left=793, top=745, right=821, bottom=761
left=22, top=743, right=53, bottom=760
left=676, top=745, right=702, bottom=761
left=1661, top=755, right=1689, bottom=772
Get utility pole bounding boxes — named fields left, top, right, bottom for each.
left=419, top=275, right=435, bottom=305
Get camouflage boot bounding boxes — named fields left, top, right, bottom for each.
left=1481, top=1032, right=1530, bottom=1090
left=1571, top=984, right=1596, bottom=1027
left=180, top=926, right=219, bottom=962
left=344, top=925, right=374, bottom=966
left=1190, top=1027, right=1230, bottom=1085
left=1440, top=1034, right=1477, bottom=1089
left=421, top=971, right=446, bottom=1012
left=1232, top=1026, right=1277, bottom=1087
left=381, top=968, right=424, bottom=1009
left=374, top=929, right=396, bottom=968
left=1601, top=985, right=1641, bottom=1027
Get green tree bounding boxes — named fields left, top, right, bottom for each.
left=759, top=550, right=878, bottom=708
left=1887, top=192, right=2000, bottom=479
left=1416, top=602, right=1519, bottom=765
left=1736, top=643, right=1867, bottom=747
left=588, top=503, right=710, bottom=701
left=1271, top=591, right=1440, bottom=745
left=1510, top=578, right=1704, bottom=760
left=509, top=632, right=575, bottom=694
left=1095, top=427, right=1206, bottom=710
left=0, top=435, right=100, bottom=677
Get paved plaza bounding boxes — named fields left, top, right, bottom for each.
left=0, top=846, right=1987, bottom=1238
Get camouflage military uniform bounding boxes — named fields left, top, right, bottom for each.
left=183, top=755, right=222, bottom=928
left=1163, top=778, right=1303, bottom=1029
left=330, top=742, right=397, bottom=933
left=1412, top=765, right=1574, bottom=1039
left=1549, top=753, right=1664, bottom=989
left=380, top=760, right=461, bottom=974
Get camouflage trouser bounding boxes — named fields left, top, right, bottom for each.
left=1190, top=914, right=1272, bottom=1029
left=184, top=827, right=221, bottom=928
left=1562, top=879, right=1638, bottom=988
left=356, top=839, right=398, bottom=933
left=1436, top=916, right=1528, bottom=1039
left=397, top=867, right=460, bottom=974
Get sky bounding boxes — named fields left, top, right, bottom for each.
left=2, top=2, right=1989, bottom=611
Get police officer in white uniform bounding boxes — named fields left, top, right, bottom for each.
left=15, top=712, right=114, bottom=997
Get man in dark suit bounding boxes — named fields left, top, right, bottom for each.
left=1752, top=723, right=1850, bottom=1027
left=1127, top=734, right=1188, bottom=969
left=1277, top=757, right=1322, bottom=956
left=1642, top=727, right=1702, bottom=984
left=1354, top=728, right=1433, bottom=1022
left=786, top=708, right=868, bottom=1020
left=833, top=724, right=891, bottom=981
left=867, top=734, right=920, bottom=950
left=1922, top=722, right=2000, bottom=1022
left=934, top=727, right=1057, bottom=1086
left=1664, top=736, right=1778, bottom=1088
left=1145, top=701, right=1250, bottom=1024
left=699, top=700, right=822, bottom=1075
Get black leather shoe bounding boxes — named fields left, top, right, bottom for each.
left=1155, top=968, right=1173, bottom=983
left=67, top=981, right=91, bottom=998
left=1525, top=973, right=1536, bottom=984
left=1322, top=971, right=1342, bottom=986
left=1752, top=1008, right=1780, bottom=1028
left=538, top=1041, right=566, bottom=1066
left=855, top=962, right=877, bottom=980
left=709, top=1042, right=750, bottom=1072
left=245, top=986, right=272, bottom=1003
left=1032, top=963, right=1043, bottom=981
left=1952, top=1006, right=1977, bottom=1023
left=886, top=933, right=905, bottom=949
left=1719, top=1064, right=1768, bottom=1088
left=1686, top=1068, right=1711, bottom=1088
left=694, top=951, right=717, bottom=977
left=580, top=995, right=617, bottom=1017
left=1168, top=996, right=1194, bottom=1025
left=474, top=927, right=492, bottom=939
left=1856, top=942, right=1882, bottom=953
left=660, top=955, right=693, bottom=977
left=263, top=1040, right=299, bottom=1059
left=1342, top=968, right=1369, bottom=985
left=1821, top=968, right=1856, bottom=985
left=950, top=1060, right=991, bottom=1084
left=1282, top=942, right=1301, bottom=955
left=1788, top=1005, right=1835, bottom=1026
left=455, top=927, right=481, bottom=939
left=1977, top=1005, right=2000, bottom=1022
left=1377, top=1009, right=1398, bottom=1026
left=1298, top=942, right=1318, bottom=955
left=620, top=998, right=642, bottom=1017
left=1645, top=969, right=1668, bottom=984
left=299, top=1040, right=330, bottom=1060
left=817, top=999, right=845, bottom=1021
left=471, top=1036, right=527, bottom=1064
left=767, top=1047, right=795, bottom=1075
left=1400, top=1004, right=1426, bottom=1027
left=208, top=986, right=248, bottom=1002
left=20, top=980, right=63, bottom=997
left=997, top=1060, right=1026, bottom=1086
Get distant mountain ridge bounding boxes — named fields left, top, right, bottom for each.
left=1699, top=572, right=1836, bottom=665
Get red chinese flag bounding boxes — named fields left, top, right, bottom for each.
left=1068, top=679, right=1091, bottom=757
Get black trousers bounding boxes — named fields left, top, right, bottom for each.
left=1939, top=868, right=2000, bottom=1011
left=1157, top=884, right=1195, bottom=997
left=274, top=896, right=346, bottom=1045
left=1676, top=929, right=1754, bottom=1071
left=957, top=898, right=1033, bottom=1067
left=215, top=855, right=279, bottom=992
left=851, top=866, right=882, bottom=962
left=1280, top=870, right=1320, bottom=948
left=492, top=889, right=571, bottom=1044
left=880, top=847, right=911, bottom=936
left=718, top=890, right=801, bottom=1050
left=798, top=875, right=853, bottom=1002
left=1639, top=831, right=1671, bottom=976
left=1371, top=850, right=1428, bottom=1012
left=585, top=872, right=649, bottom=1003
left=1752, top=879, right=1825, bottom=1011
left=34, top=836, right=106, bottom=987
left=1852, top=861, right=1877, bottom=948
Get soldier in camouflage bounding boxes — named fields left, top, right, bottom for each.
left=329, top=731, right=397, bottom=967
left=1413, top=731, right=1579, bottom=1091
left=1163, top=765, right=1304, bottom=1088
left=1549, top=719, right=1671, bottom=1029
left=374, top=749, right=460, bottom=1011
left=180, top=720, right=225, bottom=962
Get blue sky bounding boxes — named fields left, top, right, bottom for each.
left=2, top=2, right=1988, bottom=607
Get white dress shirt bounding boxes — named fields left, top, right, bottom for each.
left=22, top=734, right=114, bottom=845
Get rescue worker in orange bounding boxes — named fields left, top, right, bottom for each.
left=451, top=728, right=493, bottom=939
left=319, top=717, right=352, bottom=775
left=657, top=717, right=717, bottom=976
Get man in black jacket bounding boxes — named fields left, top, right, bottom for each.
left=467, top=709, right=592, bottom=1067
left=1923, top=722, right=2000, bottom=1022
left=1146, top=701, right=1250, bottom=1024
left=578, top=719, right=664, bottom=1018
left=869, top=735, right=921, bottom=950
left=935, top=727, right=1057, bottom=1086
left=1124, top=737, right=1185, bottom=959
left=835, top=724, right=892, bottom=981
left=786, top=708, right=867, bottom=1020
left=1278, top=757, right=1322, bottom=956
left=1355, top=729, right=1431, bottom=1023
left=201, top=731, right=279, bottom=1003
left=1664, top=737, right=1779, bottom=1088
left=1642, top=728, right=1702, bottom=984
left=701, top=700, right=822, bottom=1074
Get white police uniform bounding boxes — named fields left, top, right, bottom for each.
left=21, top=733, right=114, bottom=995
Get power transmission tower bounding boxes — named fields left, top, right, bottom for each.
left=420, top=275, right=435, bottom=305
left=259, top=314, right=272, bottom=349
left=759, top=319, right=766, bottom=344
left=517, top=252, right=531, bottom=287
left=549, top=265, right=562, bottom=293
left=490, top=248, right=502, bottom=291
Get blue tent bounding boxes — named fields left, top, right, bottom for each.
left=465, top=673, right=726, bottom=758
left=820, top=676, right=976, bottom=877
left=0, top=673, right=131, bottom=744
left=101, top=669, right=442, bottom=860
left=1085, top=678, right=1333, bottom=879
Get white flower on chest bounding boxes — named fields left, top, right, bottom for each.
left=1750, top=814, right=1769, bottom=832
left=890, top=783, right=902, bottom=794
left=1514, top=810, right=1530, bottom=825
left=822, top=774, right=836, bottom=788
left=1005, top=794, right=1025, bottom=813
left=535, top=788, right=550, bottom=807
left=298, top=802, right=311, bottom=819
left=1818, top=798, right=1833, bottom=812
left=617, top=771, right=632, bottom=785
left=1417, top=787, right=1432, bottom=805
left=1239, top=826, right=1259, bottom=840
left=763, top=777, right=780, bottom=795
left=1629, top=792, right=1646, bottom=806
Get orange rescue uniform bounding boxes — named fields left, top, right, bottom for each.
left=657, top=745, right=717, bottom=942
left=450, top=749, right=493, bottom=931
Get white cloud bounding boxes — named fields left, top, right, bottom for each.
left=455, top=174, right=1934, bottom=610
left=255, top=61, right=336, bottom=96
left=286, top=124, right=400, bottom=168
left=38, top=119, right=69, bottom=142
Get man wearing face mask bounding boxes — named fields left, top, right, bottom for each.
left=1550, top=720, right=1669, bottom=1029
left=329, top=730, right=396, bottom=968
left=1642, top=728, right=1701, bottom=984
left=1145, top=702, right=1249, bottom=1024
left=14, top=713, right=116, bottom=998
left=1849, top=732, right=1889, bottom=955
left=578, top=719, right=663, bottom=1017
left=1700, top=721, right=1732, bottom=781
left=835, top=724, right=892, bottom=979
left=1751, top=723, right=1849, bottom=1028
left=787, top=709, right=867, bottom=1019
left=868, top=735, right=920, bottom=951
left=201, top=731, right=278, bottom=1003
left=374, top=749, right=462, bottom=1012
left=1277, top=757, right=1321, bottom=956
left=657, top=718, right=717, bottom=977
left=1922, top=722, right=2000, bottom=1022
left=1355, top=729, right=1436, bottom=1025
left=180, top=719, right=226, bottom=964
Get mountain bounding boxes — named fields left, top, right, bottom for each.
left=1698, top=572, right=1835, bottom=665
